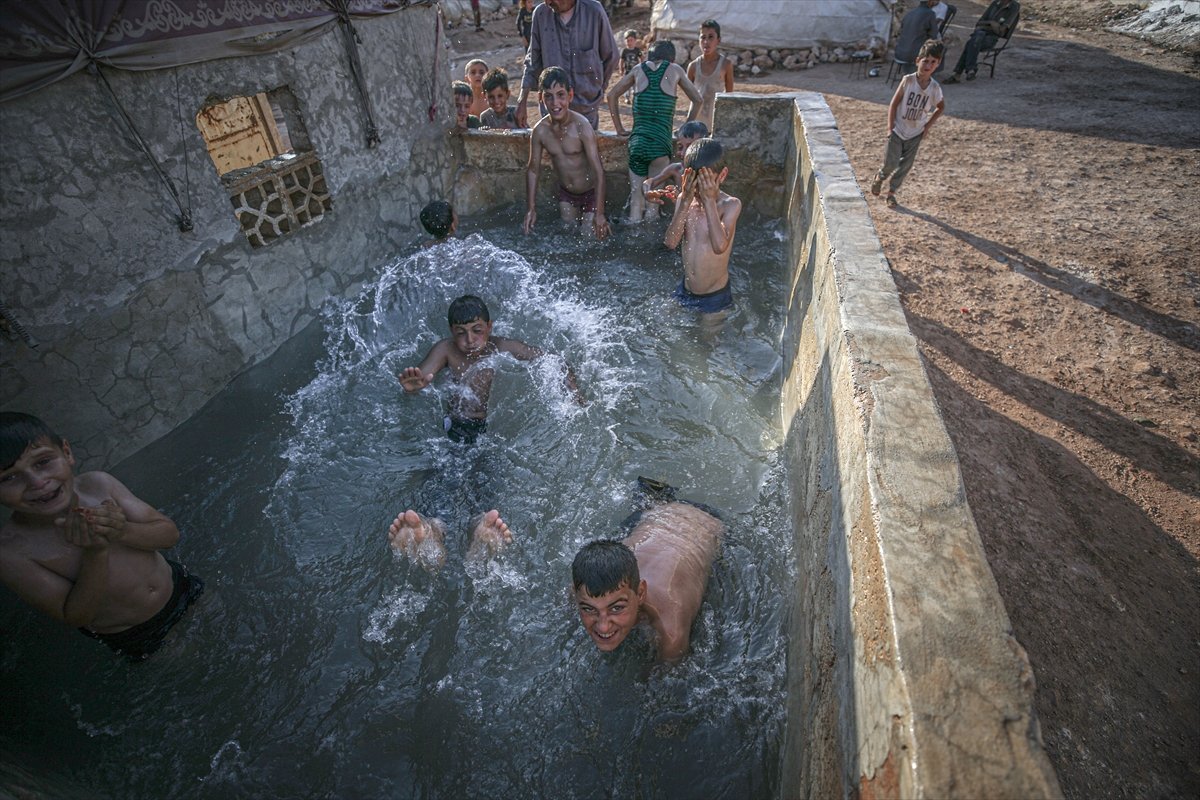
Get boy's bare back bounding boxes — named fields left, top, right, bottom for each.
left=623, top=501, right=723, bottom=661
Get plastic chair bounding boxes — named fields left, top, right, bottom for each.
left=978, top=17, right=1018, bottom=77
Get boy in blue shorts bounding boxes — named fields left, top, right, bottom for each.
left=663, top=138, right=742, bottom=313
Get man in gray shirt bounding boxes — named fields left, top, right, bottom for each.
left=515, top=0, right=618, bottom=130
left=895, top=0, right=939, bottom=65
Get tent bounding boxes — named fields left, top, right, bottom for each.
left=650, top=0, right=892, bottom=49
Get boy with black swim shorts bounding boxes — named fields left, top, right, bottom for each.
left=396, top=294, right=586, bottom=445
left=0, top=412, right=203, bottom=660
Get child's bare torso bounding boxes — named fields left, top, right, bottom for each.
left=682, top=193, right=738, bottom=294
left=1, top=473, right=172, bottom=633
left=535, top=115, right=594, bottom=195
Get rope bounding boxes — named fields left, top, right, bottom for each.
left=328, top=0, right=382, bottom=147
left=172, top=67, right=194, bottom=232
left=0, top=297, right=37, bottom=349
left=429, top=6, right=442, bottom=122
left=89, top=62, right=192, bottom=232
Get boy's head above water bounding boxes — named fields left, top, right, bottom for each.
left=572, top=540, right=647, bottom=652
left=447, top=294, right=493, bottom=355
left=420, top=200, right=456, bottom=240
left=684, top=137, right=728, bottom=184
left=0, top=412, right=75, bottom=518
left=675, top=120, right=709, bottom=158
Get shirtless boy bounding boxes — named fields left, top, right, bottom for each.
left=571, top=478, right=723, bottom=663
left=523, top=67, right=610, bottom=240
left=419, top=200, right=457, bottom=247
left=396, top=294, right=585, bottom=445
left=0, top=412, right=203, bottom=660
left=663, top=137, right=742, bottom=313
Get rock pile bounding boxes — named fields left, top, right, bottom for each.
left=663, top=38, right=887, bottom=75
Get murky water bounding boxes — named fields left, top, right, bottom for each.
left=1, top=214, right=793, bottom=799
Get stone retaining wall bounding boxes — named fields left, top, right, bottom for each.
left=0, top=7, right=453, bottom=467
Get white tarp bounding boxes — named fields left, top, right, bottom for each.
left=650, top=0, right=892, bottom=49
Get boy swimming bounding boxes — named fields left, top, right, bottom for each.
left=396, top=294, right=585, bottom=444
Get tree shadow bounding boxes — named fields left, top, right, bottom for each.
left=918, top=354, right=1199, bottom=800
left=898, top=206, right=1200, bottom=353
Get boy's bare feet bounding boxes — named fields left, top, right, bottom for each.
left=466, top=509, right=513, bottom=561
left=387, top=510, right=447, bottom=570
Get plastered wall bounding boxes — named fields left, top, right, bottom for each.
left=0, top=7, right=453, bottom=467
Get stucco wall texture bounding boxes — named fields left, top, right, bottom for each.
left=0, top=7, right=452, bottom=467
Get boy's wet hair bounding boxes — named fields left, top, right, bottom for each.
left=647, top=40, right=675, bottom=63
left=448, top=294, right=490, bottom=326
left=0, top=412, right=64, bottom=470
left=482, top=66, right=510, bottom=94
left=676, top=120, right=709, bottom=140
left=452, top=80, right=473, bottom=99
left=917, top=39, right=945, bottom=61
left=701, top=18, right=721, bottom=39
left=684, top=137, right=724, bottom=171
left=623, top=29, right=639, bottom=40
left=420, top=200, right=454, bottom=239
left=539, top=66, right=571, bottom=92
left=572, top=540, right=641, bottom=597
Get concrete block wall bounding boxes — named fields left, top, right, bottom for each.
left=746, top=90, right=1064, bottom=798
left=0, top=7, right=453, bottom=467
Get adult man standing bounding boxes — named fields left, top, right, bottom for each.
left=943, top=0, right=1020, bottom=83
left=515, top=0, right=618, bottom=129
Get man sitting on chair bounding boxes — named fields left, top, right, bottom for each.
left=943, top=0, right=1020, bottom=83
left=895, top=0, right=940, bottom=68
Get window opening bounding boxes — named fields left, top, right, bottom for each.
left=196, top=87, right=331, bottom=247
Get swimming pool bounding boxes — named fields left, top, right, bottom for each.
left=0, top=215, right=793, bottom=798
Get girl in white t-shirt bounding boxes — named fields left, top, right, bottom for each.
left=870, top=40, right=946, bottom=208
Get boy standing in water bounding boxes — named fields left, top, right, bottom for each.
left=663, top=138, right=742, bottom=313
left=524, top=67, right=610, bottom=239
left=0, top=412, right=204, bottom=660
left=571, top=478, right=723, bottom=663
left=396, top=294, right=585, bottom=445
left=686, top=19, right=734, bottom=133
left=607, top=40, right=702, bottom=224
left=870, top=40, right=945, bottom=208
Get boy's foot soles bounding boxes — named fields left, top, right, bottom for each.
left=870, top=175, right=883, bottom=196
left=467, top=510, right=513, bottom=559
left=885, top=194, right=898, bottom=208
left=965, top=70, right=977, bottom=81
left=943, top=73, right=960, bottom=84
left=388, top=510, right=447, bottom=569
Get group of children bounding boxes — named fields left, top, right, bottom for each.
left=0, top=19, right=950, bottom=670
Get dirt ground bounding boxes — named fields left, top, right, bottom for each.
left=448, top=1, right=1200, bottom=796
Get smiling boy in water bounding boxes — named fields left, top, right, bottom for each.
left=397, top=294, right=585, bottom=444
left=571, top=478, right=723, bottom=663
left=0, top=412, right=203, bottom=660
left=523, top=67, right=610, bottom=240
left=663, top=137, right=742, bottom=313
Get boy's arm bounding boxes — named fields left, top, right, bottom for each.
left=674, top=67, right=703, bottom=122
left=722, top=57, right=734, bottom=92
left=399, top=342, right=449, bottom=392
left=926, top=98, right=945, bottom=133
left=606, top=72, right=637, bottom=136
left=663, top=168, right=695, bottom=250
left=0, top=523, right=112, bottom=627
left=686, top=59, right=697, bottom=83
left=886, top=79, right=904, bottom=135
left=698, top=168, right=740, bottom=255
left=496, top=338, right=586, bottom=405
left=82, top=473, right=180, bottom=551
left=580, top=123, right=610, bottom=240
left=524, top=126, right=544, bottom=234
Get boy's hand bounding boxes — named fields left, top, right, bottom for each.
left=593, top=214, right=610, bottom=240
left=697, top=166, right=721, bottom=202
left=645, top=184, right=677, bottom=205
left=399, top=367, right=434, bottom=392
left=56, top=507, right=107, bottom=550
left=523, top=209, right=537, bottom=235
left=88, top=499, right=128, bottom=542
